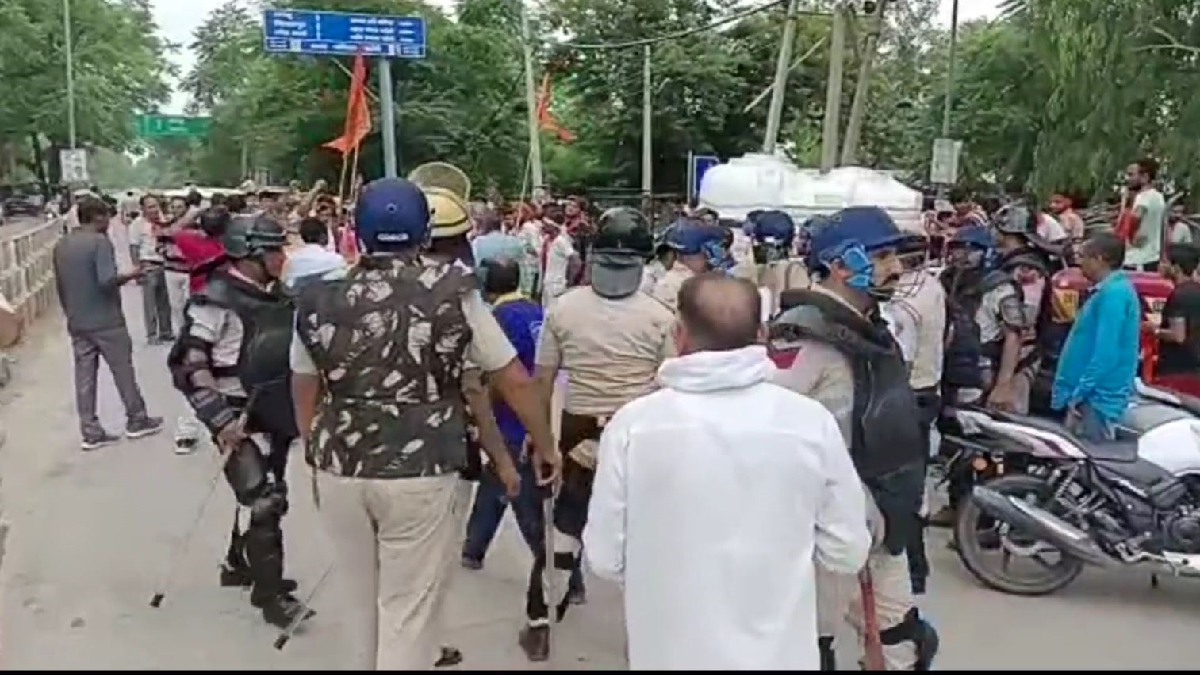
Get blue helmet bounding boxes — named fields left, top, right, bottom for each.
left=354, top=178, right=431, bottom=252
left=668, top=221, right=728, bottom=271
left=950, top=225, right=996, bottom=250
left=806, top=206, right=909, bottom=292
left=948, top=225, right=998, bottom=269
left=747, top=209, right=796, bottom=249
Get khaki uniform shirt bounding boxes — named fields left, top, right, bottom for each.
left=650, top=262, right=696, bottom=314
left=536, top=287, right=675, bottom=417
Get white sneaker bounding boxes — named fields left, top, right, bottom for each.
left=175, top=438, right=199, bottom=455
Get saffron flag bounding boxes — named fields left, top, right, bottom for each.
left=535, top=73, right=576, bottom=143
left=323, top=52, right=372, bottom=155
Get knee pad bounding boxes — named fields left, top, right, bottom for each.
left=225, top=439, right=269, bottom=507
left=248, top=484, right=288, bottom=529
left=880, top=608, right=939, bottom=671
left=818, top=636, right=836, bottom=671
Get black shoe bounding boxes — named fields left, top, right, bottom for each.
left=519, top=625, right=550, bottom=662
left=434, top=646, right=463, bottom=668
left=126, top=416, right=164, bottom=439
left=258, top=593, right=316, bottom=630
left=81, top=432, right=120, bottom=451
left=220, top=564, right=298, bottom=594
left=158, top=333, right=176, bottom=342
left=461, top=555, right=483, bottom=571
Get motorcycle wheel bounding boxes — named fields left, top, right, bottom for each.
left=954, top=473, right=1084, bottom=596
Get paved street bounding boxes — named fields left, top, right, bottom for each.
left=4, top=254, right=1200, bottom=669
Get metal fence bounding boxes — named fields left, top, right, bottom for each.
left=1, top=218, right=63, bottom=326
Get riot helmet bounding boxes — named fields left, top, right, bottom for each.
left=223, top=213, right=288, bottom=282
left=667, top=220, right=727, bottom=272
left=747, top=209, right=795, bottom=264
left=354, top=178, right=431, bottom=253
left=591, top=207, right=654, bottom=258
left=946, top=225, right=997, bottom=271
left=805, top=206, right=909, bottom=301
left=589, top=207, right=654, bottom=299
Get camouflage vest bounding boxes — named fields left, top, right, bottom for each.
left=295, top=255, right=476, bottom=479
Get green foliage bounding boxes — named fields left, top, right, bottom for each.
left=0, top=0, right=175, bottom=185
left=11, top=0, right=1200, bottom=208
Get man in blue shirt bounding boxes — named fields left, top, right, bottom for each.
left=1052, top=232, right=1141, bottom=441
left=460, top=256, right=587, bottom=601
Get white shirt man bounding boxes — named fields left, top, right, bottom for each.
left=885, top=269, right=946, bottom=394
left=1126, top=186, right=1168, bottom=268
left=127, top=214, right=164, bottom=266
left=283, top=241, right=346, bottom=289
left=584, top=275, right=870, bottom=670
left=540, top=228, right=576, bottom=309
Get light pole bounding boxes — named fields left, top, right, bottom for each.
left=63, top=0, right=77, bottom=149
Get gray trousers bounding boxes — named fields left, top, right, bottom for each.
left=140, top=267, right=173, bottom=340
left=71, top=326, right=148, bottom=437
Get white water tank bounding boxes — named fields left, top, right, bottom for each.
left=697, top=154, right=925, bottom=233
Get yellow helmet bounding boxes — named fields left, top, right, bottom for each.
left=408, top=162, right=472, bottom=239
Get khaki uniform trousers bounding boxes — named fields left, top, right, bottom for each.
left=315, top=471, right=471, bottom=670
left=816, top=551, right=917, bottom=670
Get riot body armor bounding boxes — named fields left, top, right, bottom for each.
left=189, top=270, right=298, bottom=439
left=773, top=289, right=925, bottom=554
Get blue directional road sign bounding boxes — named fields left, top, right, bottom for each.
left=262, top=9, right=427, bottom=59
left=689, top=154, right=720, bottom=201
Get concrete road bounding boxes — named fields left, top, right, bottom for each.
left=4, top=287, right=1200, bottom=669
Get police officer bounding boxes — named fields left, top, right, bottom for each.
left=747, top=209, right=809, bottom=317
left=640, top=220, right=681, bottom=294
left=520, top=207, right=676, bottom=662
left=982, top=206, right=1047, bottom=414
left=290, top=177, right=556, bottom=671
left=651, top=221, right=727, bottom=313
left=167, top=211, right=311, bottom=629
left=929, top=226, right=1021, bottom=526
left=771, top=206, right=938, bottom=671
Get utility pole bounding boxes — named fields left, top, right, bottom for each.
left=819, top=5, right=848, bottom=172
left=762, top=0, right=801, bottom=155
left=641, top=44, right=653, bottom=204
left=841, top=0, right=887, bottom=166
left=63, top=0, right=77, bottom=149
left=520, top=3, right=544, bottom=193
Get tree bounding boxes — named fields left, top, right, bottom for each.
left=0, top=0, right=175, bottom=186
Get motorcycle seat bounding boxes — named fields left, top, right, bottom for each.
left=989, top=411, right=1139, bottom=463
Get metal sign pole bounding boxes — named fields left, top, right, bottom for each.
left=379, top=58, right=398, bottom=179
left=63, top=0, right=77, bottom=150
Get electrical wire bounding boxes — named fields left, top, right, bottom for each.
left=551, top=0, right=830, bottom=51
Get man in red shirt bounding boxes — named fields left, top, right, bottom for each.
left=163, top=207, right=229, bottom=452
left=173, top=219, right=227, bottom=293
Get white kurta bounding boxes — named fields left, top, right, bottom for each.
left=584, top=346, right=871, bottom=670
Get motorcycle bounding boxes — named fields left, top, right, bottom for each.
left=951, top=379, right=1200, bottom=596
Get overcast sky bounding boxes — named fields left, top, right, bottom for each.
left=152, top=0, right=1001, bottom=114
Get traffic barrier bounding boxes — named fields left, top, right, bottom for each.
left=0, top=218, right=63, bottom=329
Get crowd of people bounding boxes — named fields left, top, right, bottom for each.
left=32, top=151, right=1200, bottom=671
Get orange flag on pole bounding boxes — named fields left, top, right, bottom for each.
left=535, top=73, right=576, bottom=143
left=323, top=52, right=372, bottom=155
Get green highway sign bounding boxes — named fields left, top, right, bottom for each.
left=135, top=114, right=212, bottom=138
